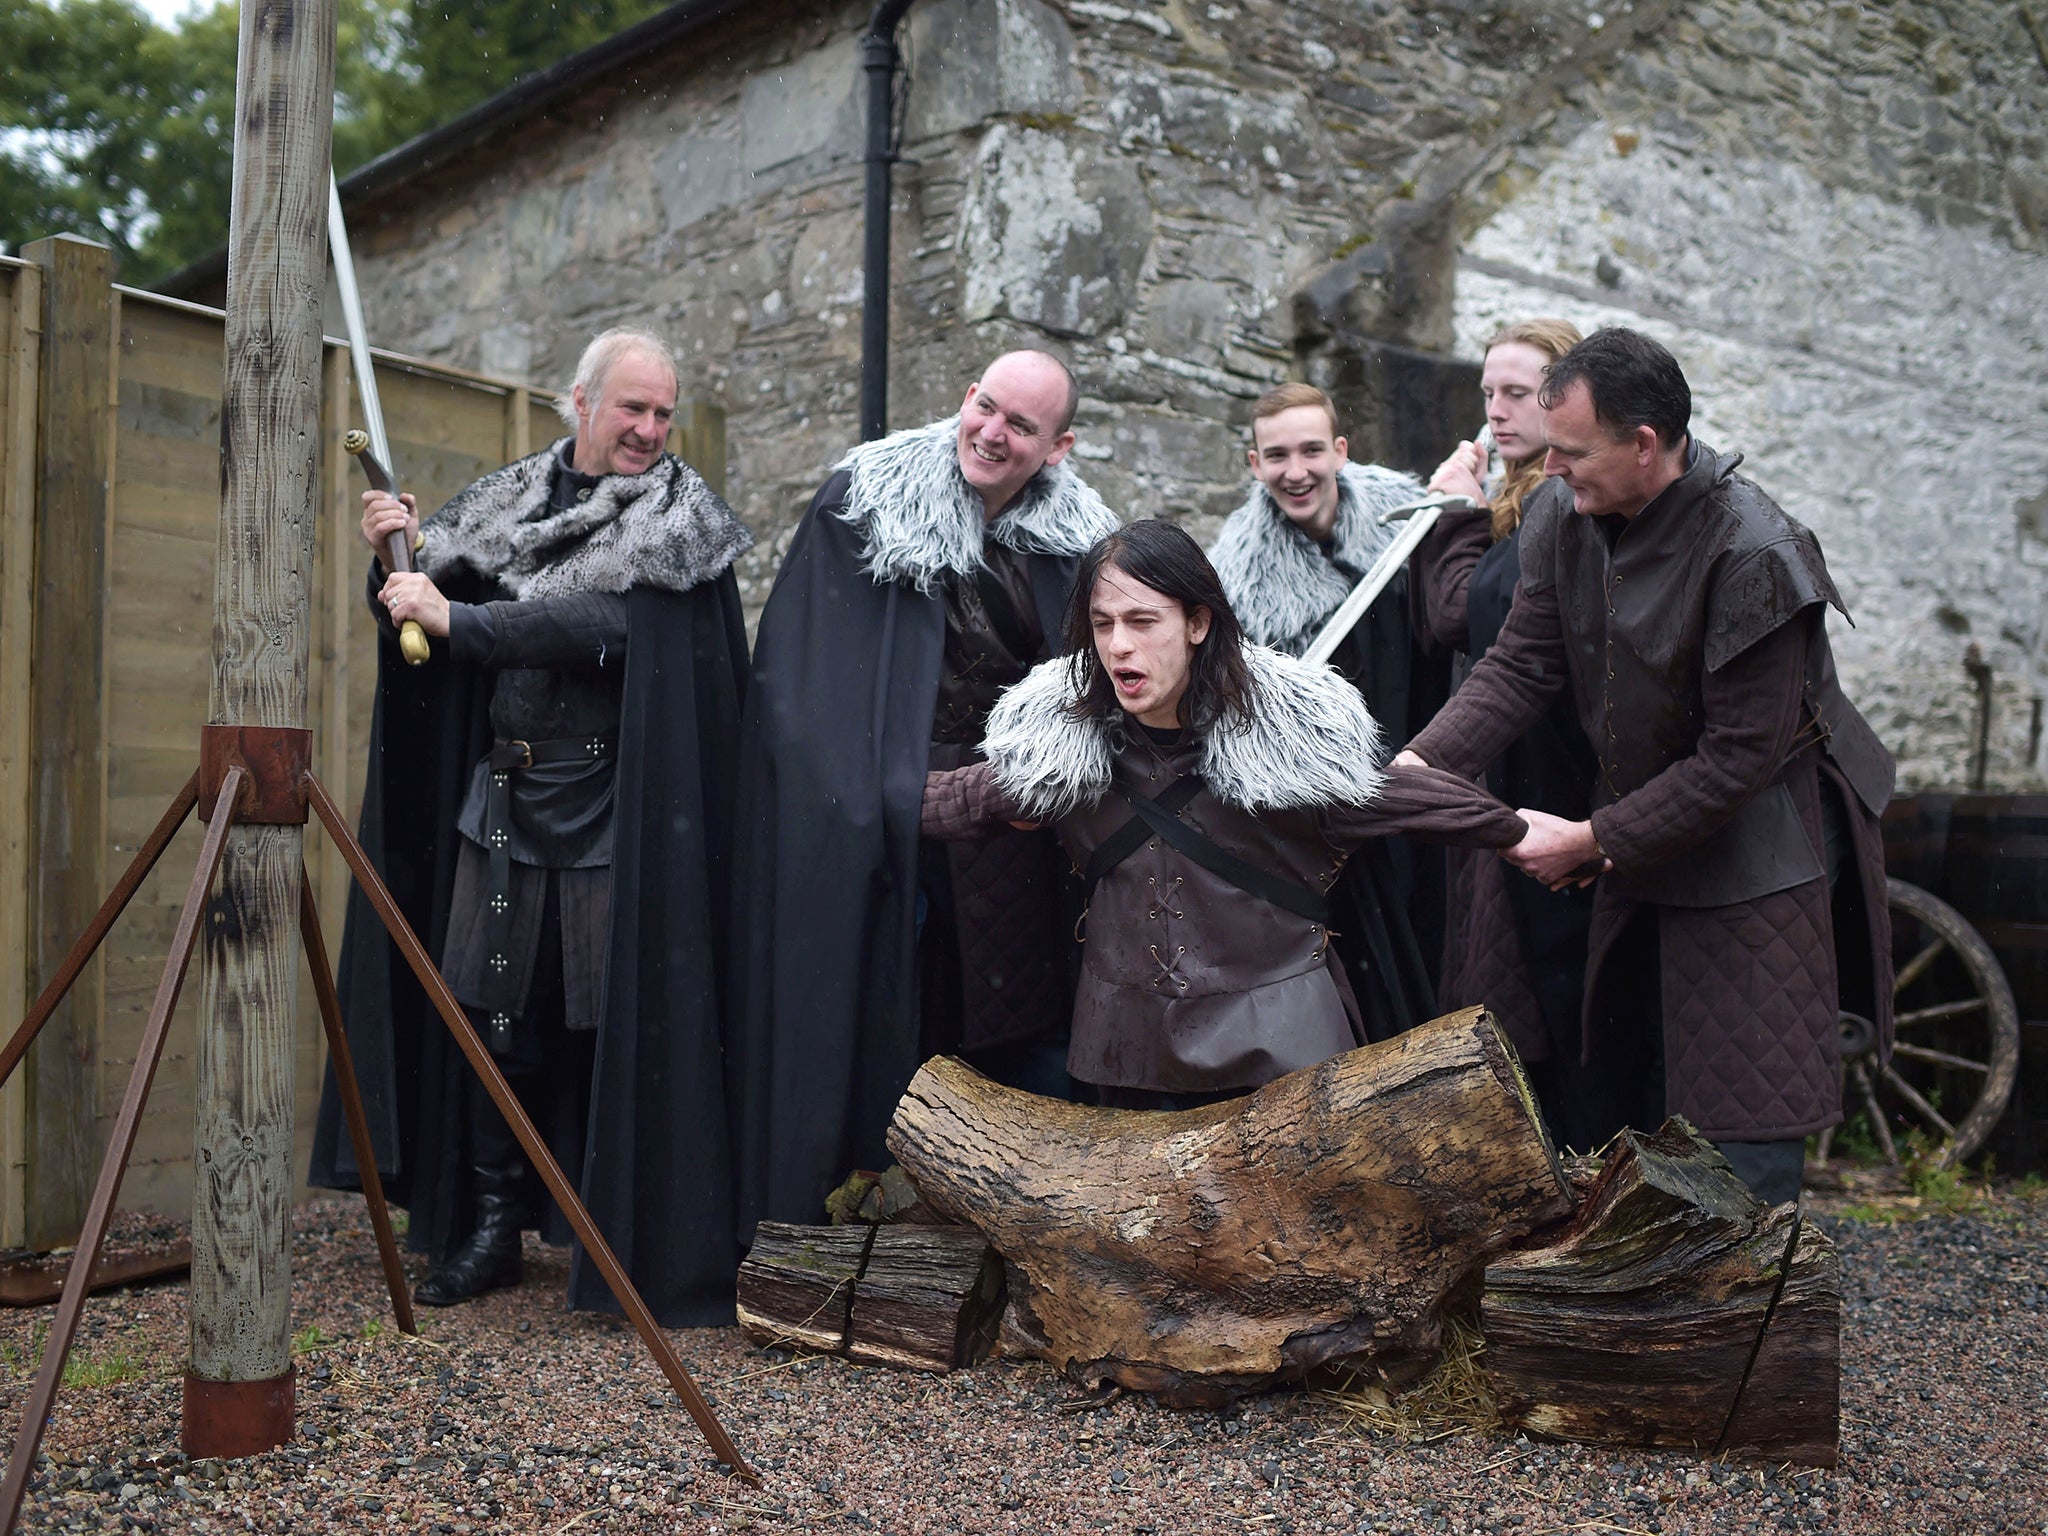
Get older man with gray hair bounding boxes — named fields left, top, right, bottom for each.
left=310, top=328, right=756, bottom=1325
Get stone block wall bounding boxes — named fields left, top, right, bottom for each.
left=337, top=0, right=2047, bottom=788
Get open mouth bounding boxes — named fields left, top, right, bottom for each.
left=1112, top=667, right=1147, bottom=696
left=971, top=441, right=1005, bottom=464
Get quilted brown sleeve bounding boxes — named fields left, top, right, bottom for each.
left=1410, top=508, right=1492, bottom=650
left=1321, top=764, right=1527, bottom=850
left=1590, top=619, right=1808, bottom=871
left=921, top=761, right=1027, bottom=842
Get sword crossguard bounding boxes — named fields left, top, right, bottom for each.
left=1378, top=493, right=1476, bottom=527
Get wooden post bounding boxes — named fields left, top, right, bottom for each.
left=0, top=259, right=46, bottom=1249
left=19, top=236, right=115, bottom=1252
left=185, top=0, right=336, bottom=1459
left=312, top=342, right=353, bottom=970
left=676, top=398, right=727, bottom=497
left=503, top=384, right=531, bottom=464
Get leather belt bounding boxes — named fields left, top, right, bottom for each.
left=478, top=734, right=613, bottom=1049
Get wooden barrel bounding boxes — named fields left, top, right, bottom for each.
left=1880, top=793, right=1954, bottom=894
left=1941, top=795, right=2048, bottom=1173
left=1944, top=795, right=2048, bottom=1022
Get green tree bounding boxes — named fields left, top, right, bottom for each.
left=1, top=0, right=671, bottom=287
left=0, top=0, right=237, bottom=281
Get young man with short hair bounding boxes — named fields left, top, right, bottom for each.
left=1208, top=384, right=1477, bottom=1039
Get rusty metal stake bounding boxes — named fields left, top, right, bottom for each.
left=304, top=773, right=759, bottom=1484
left=298, top=869, right=416, bottom=1338
left=0, top=772, right=199, bottom=1091
left=1964, top=642, right=1993, bottom=792
left=0, top=767, right=244, bottom=1535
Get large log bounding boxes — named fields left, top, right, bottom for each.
left=886, top=1007, right=1572, bottom=1406
left=1480, top=1121, right=1839, bottom=1467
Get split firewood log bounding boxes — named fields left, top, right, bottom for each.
left=736, top=1222, right=1006, bottom=1372
left=734, top=1223, right=867, bottom=1354
left=846, top=1225, right=1006, bottom=1371
left=886, top=1006, right=1573, bottom=1407
left=1480, top=1120, right=1839, bottom=1467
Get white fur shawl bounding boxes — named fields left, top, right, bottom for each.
left=832, top=416, right=1121, bottom=592
left=981, top=643, right=1386, bottom=821
left=418, top=439, right=751, bottom=599
left=1208, top=462, right=1424, bottom=654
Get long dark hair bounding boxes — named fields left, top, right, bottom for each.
left=1060, top=519, right=1256, bottom=732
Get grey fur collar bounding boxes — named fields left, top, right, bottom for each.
left=833, top=416, right=1121, bottom=592
left=982, top=644, right=1386, bottom=821
left=1208, top=462, right=1424, bottom=654
left=418, top=439, right=752, bottom=600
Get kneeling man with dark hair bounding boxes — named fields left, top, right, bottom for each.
left=921, top=519, right=1528, bottom=1109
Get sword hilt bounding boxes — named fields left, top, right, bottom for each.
left=346, top=428, right=430, bottom=667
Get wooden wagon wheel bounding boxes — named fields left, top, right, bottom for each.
left=1816, top=878, right=2020, bottom=1171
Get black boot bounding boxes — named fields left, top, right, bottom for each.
left=416, top=1075, right=532, bottom=1307
left=415, top=1162, right=527, bottom=1306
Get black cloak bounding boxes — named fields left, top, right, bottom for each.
left=309, top=572, right=750, bottom=1328
left=726, top=472, right=1081, bottom=1238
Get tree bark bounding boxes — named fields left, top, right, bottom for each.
left=1480, top=1121, right=1839, bottom=1467
left=886, top=1006, right=1571, bottom=1407
left=188, top=0, right=336, bottom=1438
left=735, top=1223, right=867, bottom=1355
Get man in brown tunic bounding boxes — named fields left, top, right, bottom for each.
left=1398, top=328, right=1894, bottom=1202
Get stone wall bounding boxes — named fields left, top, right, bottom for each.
left=337, top=0, right=2048, bottom=788
left=1443, top=0, right=2048, bottom=788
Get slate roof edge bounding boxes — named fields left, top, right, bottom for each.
left=153, top=0, right=767, bottom=298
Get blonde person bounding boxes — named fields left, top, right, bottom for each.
left=1411, top=319, right=1607, bottom=1151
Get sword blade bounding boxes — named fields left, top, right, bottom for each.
left=1300, top=505, right=1444, bottom=669
left=328, top=175, right=393, bottom=475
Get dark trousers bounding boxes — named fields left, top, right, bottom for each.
left=460, top=873, right=597, bottom=1239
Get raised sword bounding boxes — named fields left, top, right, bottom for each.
left=328, top=173, right=430, bottom=666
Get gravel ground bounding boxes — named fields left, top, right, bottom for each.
left=0, top=1187, right=2040, bottom=1535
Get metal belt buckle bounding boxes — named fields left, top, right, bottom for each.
left=507, top=739, right=532, bottom=769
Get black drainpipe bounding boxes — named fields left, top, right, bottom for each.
left=861, top=0, right=917, bottom=441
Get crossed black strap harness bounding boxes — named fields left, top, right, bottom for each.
left=478, top=733, right=613, bottom=1049
left=1081, top=774, right=1331, bottom=931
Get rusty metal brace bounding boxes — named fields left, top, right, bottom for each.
left=0, top=727, right=755, bottom=1536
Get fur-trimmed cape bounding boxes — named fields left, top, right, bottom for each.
left=833, top=416, right=1120, bottom=592
left=982, top=644, right=1387, bottom=822
left=418, top=439, right=751, bottom=599
left=1209, top=462, right=1424, bottom=654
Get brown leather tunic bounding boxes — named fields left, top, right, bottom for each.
left=1407, top=446, right=1896, bottom=1139
left=924, top=751, right=1524, bottom=1094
